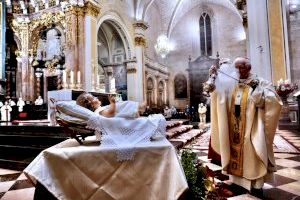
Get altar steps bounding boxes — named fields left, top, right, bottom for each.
left=166, top=120, right=205, bottom=149
left=0, top=124, right=68, bottom=170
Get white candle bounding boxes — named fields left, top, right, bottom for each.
left=77, top=71, right=81, bottom=84
left=70, top=70, right=74, bottom=84
left=96, top=74, right=100, bottom=85
left=111, top=78, right=115, bottom=90
left=62, top=70, right=67, bottom=83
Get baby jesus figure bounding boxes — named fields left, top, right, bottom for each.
left=76, top=92, right=147, bottom=119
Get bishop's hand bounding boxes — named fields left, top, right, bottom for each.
left=209, top=65, right=218, bottom=76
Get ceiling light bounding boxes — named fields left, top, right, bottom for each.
left=154, top=35, right=170, bottom=58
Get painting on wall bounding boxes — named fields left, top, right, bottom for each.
left=174, top=74, right=187, bottom=99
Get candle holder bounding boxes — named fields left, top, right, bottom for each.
left=62, top=82, right=69, bottom=89
left=91, top=80, right=97, bottom=92
left=69, top=83, right=75, bottom=89
left=75, top=83, right=83, bottom=90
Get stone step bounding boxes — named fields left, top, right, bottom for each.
left=0, top=134, right=67, bottom=148
left=0, top=158, right=31, bottom=171
left=169, top=128, right=203, bottom=145
left=166, top=120, right=183, bottom=129
left=166, top=125, right=193, bottom=139
left=0, top=145, right=44, bottom=160
left=0, top=124, right=68, bottom=170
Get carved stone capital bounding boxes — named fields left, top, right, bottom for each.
left=133, top=21, right=148, bottom=30
left=64, top=5, right=79, bottom=15
left=84, top=1, right=100, bottom=17
left=135, top=36, right=146, bottom=46
left=126, top=62, right=137, bottom=74
left=104, top=66, right=113, bottom=75
left=236, top=0, right=247, bottom=10
left=242, top=12, right=248, bottom=27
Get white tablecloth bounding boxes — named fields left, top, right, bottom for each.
left=24, top=137, right=188, bottom=200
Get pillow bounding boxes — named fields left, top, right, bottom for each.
left=57, top=112, right=87, bottom=125
left=56, top=101, right=97, bottom=121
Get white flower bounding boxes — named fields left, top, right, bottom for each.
left=281, top=85, right=286, bottom=91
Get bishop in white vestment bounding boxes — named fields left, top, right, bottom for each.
left=209, top=57, right=282, bottom=191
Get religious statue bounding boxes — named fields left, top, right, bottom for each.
left=1, top=101, right=12, bottom=121
left=198, top=103, right=207, bottom=123
left=0, top=101, right=3, bottom=108
left=35, top=96, right=44, bottom=105
left=8, top=99, right=16, bottom=106
left=17, top=97, right=25, bottom=112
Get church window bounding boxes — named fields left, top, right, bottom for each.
left=199, top=13, right=212, bottom=56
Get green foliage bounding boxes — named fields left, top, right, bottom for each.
left=181, top=149, right=215, bottom=200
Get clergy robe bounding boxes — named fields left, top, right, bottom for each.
left=210, top=74, right=282, bottom=190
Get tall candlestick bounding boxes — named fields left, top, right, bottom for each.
left=97, top=74, right=100, bottom=85
left=70, top=70, right=74, bottom=84
left=77, top=71, right=81, bottom=84
left=110, top=77, right=115, bottom=93
left=62, top=70, right=67, bottom=83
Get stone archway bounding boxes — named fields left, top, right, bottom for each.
left=157, top=81, right=164, bottom=108
left=146, top=77, right=154, bottom=106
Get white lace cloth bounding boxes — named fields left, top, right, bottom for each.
left=89, top=101, right=166, bottom=161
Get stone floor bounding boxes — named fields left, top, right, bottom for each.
left=0, top=129, right=299, bottom=200
left=190, top=128, right=300, bottom=200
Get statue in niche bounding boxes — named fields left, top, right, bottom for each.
left=174, top=74, right=187, bottom=99
left=33, top=26, right=65, bottom=92
left=46, top=29, right=61, bottom=60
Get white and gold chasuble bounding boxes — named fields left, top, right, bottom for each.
left=210, top=75, right=282, bottom=190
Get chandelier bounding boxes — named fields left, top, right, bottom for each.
left=289, top=0, right=300, bottom=13
left=154, top=35, right=170, bottom=58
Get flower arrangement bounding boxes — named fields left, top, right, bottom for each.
left=275, top=79, right=298, bottom=97
left=180, top=149, right=229, bottom=199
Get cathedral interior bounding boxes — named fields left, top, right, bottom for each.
left=0, top=0, right=300, bottom=199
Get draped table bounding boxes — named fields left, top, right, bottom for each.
left=24, top=136, right=188, bottom=200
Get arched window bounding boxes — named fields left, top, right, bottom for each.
left=199, top=13, right=212, bottom=56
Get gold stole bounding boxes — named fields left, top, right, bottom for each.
left=227, top=84, right=249, bottom=177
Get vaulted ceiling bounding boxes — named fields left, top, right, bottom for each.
left=6, top=0, right=241, bottom=36
left=133, top=0, right=240, bottom=36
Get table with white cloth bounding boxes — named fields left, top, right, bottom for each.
left=24, top=136, right=188, bottom=200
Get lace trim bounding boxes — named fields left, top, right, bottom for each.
left=87, top=114, right=166, bottom=161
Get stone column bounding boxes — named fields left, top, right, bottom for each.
left=5, top=71, right=10, bottom=98
left=247, top=0, right=272, bottom=81
left=28, top=55, right=35, bottom=101
left=125, top=60, right=137, bottom=101
left=155, top=74, right=160, bottom=107
left=83, top=1, right=100, bottom=92
left=16, top=56, right=22, bottom=98
left=133, top=21, right=148, bottom=102
left=77, top=6, right=85, bottom=86
left=267, top=0, right=288, bottom=82
left=35, top=71, right=43, bottom=98
left=19, top=23, right=31, bottom=101
left=104, top=66, right=113, bottom=93
left=64, top=5, right=79, bottom=72
left=165, top=78, right=169, bottom=105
